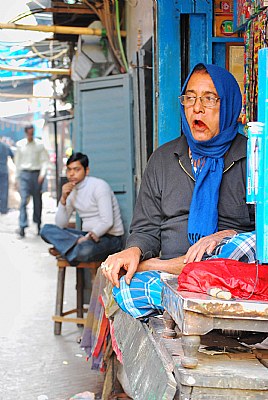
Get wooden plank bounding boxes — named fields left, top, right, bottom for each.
left=57, top=259, right=101, bottom=269
left=52, top=316, right=86, bottom=325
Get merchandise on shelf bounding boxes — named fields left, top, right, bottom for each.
left=214, top=0, right=239, bottom=37
left=214, top=15, right=239, bottom=36
left=236, top=0, right=268, bottom=28
left=214, top=0, right=234, bottom=13
left=242, top=8, right=268, bottom=123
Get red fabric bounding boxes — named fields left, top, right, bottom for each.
left=177, top=258, right=268, bottom=301
left=109, top=320, right=123, bottom=364
left=91, top=295, right=109, bottom=372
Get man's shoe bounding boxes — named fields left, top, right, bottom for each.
left=37, top=224, right=41, bottom=235
left=49, top=247, right=60, bottom=257
left=18, top=227, right=25, bottom=238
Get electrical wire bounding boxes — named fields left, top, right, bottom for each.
left=31, top=45, right=68, bottom=60
left=242, top=262, right=259, bottom=300
left=83, top=0, right=125, bottom=71
left=5, top=0, right=128, bottom=73
left=83, top=0, right=123, bottom=70
left=115, top=0, right=128, bottom=72
left=81, top=0, right=102, bottom=20
left=8, top=8, right=50, bottom=24
left=103, top=0, right=126, bottom=71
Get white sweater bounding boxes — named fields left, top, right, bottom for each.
left=55, top=176, right=124, bottom=237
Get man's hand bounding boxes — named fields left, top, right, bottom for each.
left=77, top=231, right=100, bottom=244
left=101, top=247, right=142, bottom=288
left=60, top=182, right=75, bottom=205
left=184, top=229, right=237, bottom=263
left=77, top=236, right=87, bottom=244
left=86, top=231, right=100, bottom=242
left=38, top=175, right=45, bottom=185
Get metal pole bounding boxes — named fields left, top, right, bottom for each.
left=53, top=96, right=59, bottom=202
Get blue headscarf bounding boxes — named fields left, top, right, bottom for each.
left=180, top=63, right=242, bottom=245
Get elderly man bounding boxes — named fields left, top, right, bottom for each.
left=101, top=63, right=255, bottom=318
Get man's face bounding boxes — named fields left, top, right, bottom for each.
left=184, top=71, right=220, bottom=141
left=26, top=128, right=34, bottom=142
left=66, top=161, right=88, bottom=185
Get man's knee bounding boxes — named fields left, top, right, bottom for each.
left=76, top=242, right=96, bottom=261
left=20, top=195, right=29, bottom=206
left=40, top=224, right=54, bottom=239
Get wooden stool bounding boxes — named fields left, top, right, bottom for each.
left=52, top=258, right=101, bottom=335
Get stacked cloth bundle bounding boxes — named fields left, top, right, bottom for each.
left=80, top=267, right=110, bottom=371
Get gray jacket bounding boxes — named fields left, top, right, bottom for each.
left=126, top=134, right=255, bottom=260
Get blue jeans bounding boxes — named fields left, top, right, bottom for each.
left=19, top=171, right=42, bottom=228
left=0, top=172, right=9, bottom=213
left=40, top=224, right=123, bottom=265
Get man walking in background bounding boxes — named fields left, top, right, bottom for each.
left=15, top=124, right=49, bottom=238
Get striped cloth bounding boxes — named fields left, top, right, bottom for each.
left=206, top=231, right=256, bottom=263
left=112, top=231, right=256, bottom=319
left=81, top=267, right=110, bottom=371
left=113, top=271, right=164, bottom=318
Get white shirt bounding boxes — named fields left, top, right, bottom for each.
left=15, top=138, right=49, bottom=179
left=55, top=176, right=124, bottom=237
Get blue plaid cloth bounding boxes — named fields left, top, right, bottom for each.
left=113, top=271, right=164, bottom=318
left=204, top=231, right=256, bottom=263
left=113, top=231, right=256, bottom=318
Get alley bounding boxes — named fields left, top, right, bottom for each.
left=0, top=194, right=104, bottom=400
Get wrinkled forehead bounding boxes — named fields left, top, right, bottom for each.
left=185, top=71, right=218, bottom=95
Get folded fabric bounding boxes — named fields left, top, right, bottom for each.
left=178, top=258, right=268, bottom=301
left=113, top=271, right=164, bottom=318
left=81, top=267, right=110, bottom=371
left=207, top=231, right=256, bottom=262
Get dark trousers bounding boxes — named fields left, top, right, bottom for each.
left=40, top=224, right=123, bottom=265
left=19, top=170, right=42, bottom=229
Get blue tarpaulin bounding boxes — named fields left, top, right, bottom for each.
left=0, top=44, right=50, bottom=80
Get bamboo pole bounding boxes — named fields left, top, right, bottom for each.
left=0, top=64, right=70, bottom=75
left=0, top=93, right=59, bottom=99
left=0, top=22, right=127, bottom=37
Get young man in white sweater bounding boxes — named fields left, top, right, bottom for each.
left=40, top=152, right=124, bottom=265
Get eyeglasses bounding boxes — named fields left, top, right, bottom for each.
left=179, top=95, right=220, bottom=108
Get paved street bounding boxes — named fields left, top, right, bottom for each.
left=0, top=193, right=104, bottom=400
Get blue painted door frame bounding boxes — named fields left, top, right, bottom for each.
left=155, top=0, right=213, bottom=147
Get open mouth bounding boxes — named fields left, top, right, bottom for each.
left=193, top=119, right=208, bottom=129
